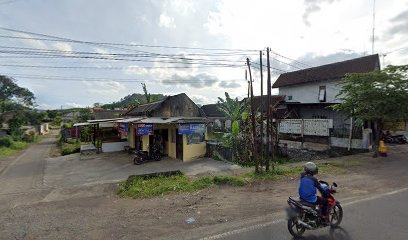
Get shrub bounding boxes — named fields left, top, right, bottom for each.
left=0, top=136, right=13, bottom=147
left=61, top=143, right=80, bottom=155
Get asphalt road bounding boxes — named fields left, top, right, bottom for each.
left=218, top=189, right=408, bottom=240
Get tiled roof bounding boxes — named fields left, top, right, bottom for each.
left=273, top=54, right=380, bottom=88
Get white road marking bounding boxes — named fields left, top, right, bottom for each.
left=200, top=187, right=408, bottom=240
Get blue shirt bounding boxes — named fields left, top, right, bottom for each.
left=299, top=173, right=322, bottom=203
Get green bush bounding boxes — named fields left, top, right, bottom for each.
left=11, top=141, right=28, bottom=150
left=61, top=143, right=80, bottom=155
left=0, top=136, right=13, bottom=147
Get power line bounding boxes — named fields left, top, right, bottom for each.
left=0, top=27, right=259, bottom=52
left=0, top=63, right=244, bottom=69
left=2, top=72, right=246, bottom=83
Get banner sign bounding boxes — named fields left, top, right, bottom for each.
left=178, top=123, right=205, bottom=135
left=118, top=123, right=129, bottom=133
left=137, top=124, right=153, bottom=135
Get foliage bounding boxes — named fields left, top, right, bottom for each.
left=0, top=135, right=13, bottom=147
left=101, top=92, right=165, bottom=109
left=61, top=142, right=81, bottom=155
left=0, top=75, right=35, bottom=110
left=0, top=138, right=31, bottom=157
left=333, top=65, right=408, bottom=145
left=8, top=116, right=24, bottom=140
left=118, top=173, right=246, bottom=198
left=52, top=115, right=63, bottom=126
left=46, top=110, right=58, bottom=119
left=24, top=110, right=46, bottom=125
left=217, top=92, right=244, bottom=122
left=78, top=108, right=94, bottom=122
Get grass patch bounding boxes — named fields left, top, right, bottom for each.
left=213, top=175, right=246, bottom=186
left=118, top=173, right=246, bottom=198
left=246, top=163, right=344, bottom=181
left=0, top=138, right=34, bottom=157
left=61, top=142, right=81, bottom=155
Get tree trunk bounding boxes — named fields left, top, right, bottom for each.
left=372, top=120, right=383, bottom=158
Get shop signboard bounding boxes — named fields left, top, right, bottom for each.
left=118, top=123, right=129, bottom=133
left=137, top=124, right=153, bottom=135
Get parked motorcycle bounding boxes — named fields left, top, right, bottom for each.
left=133, top=146, right=161, bottom=165
left=384, top=135, right=408, bottom=144
left=286, top=181, right=343, bottom=238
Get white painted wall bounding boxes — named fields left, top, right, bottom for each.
left=278, top=80, right=342, bottom=103
left=102, top=141, right=129, bottom=152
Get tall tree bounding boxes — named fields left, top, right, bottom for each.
left=0, top=75, right=35, bottom=112
left=333, top=65, right=408, bottom=155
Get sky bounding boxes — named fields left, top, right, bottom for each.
left=0, top=0, right=407, bottom=109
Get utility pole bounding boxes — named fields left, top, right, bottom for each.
left=245, top=69, right=249, bottom=98
left=266, top=48, right=272, bottom=172
left=372, top=0, right=376, bottom=54
left=259, top=50, right=264, bottom=169
left=247, top=58, right=259, bottom=173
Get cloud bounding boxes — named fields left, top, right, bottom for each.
left=190, top=94, right=210, bottom=105
left=386, top=10, right=408, bottom=37
left=125, top=65, right=149, bottom=75
left=53, top=42, right=73, bottom=52
left=302, top=0, right=338, bottom=27
left=204, top=11, right=223, bottom=35
left=65, top=102, right=84, bottom=108
left=218, top=81, right=241, bottom=88
left=296, top=51, right=364, bottom=67
left=161, top=73, right=218, bottom=88
left=86, top=81, right=126, bottom=96
left=16, top=33, right=48, bottom=49
left=159, top=13, right=176, bottom=28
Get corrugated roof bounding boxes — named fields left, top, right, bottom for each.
left=115, top=117, right=144, bottom=123
left=272, top=54, right=380, bottom=88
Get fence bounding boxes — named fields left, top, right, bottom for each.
left=278, top=119, right=333, bottom=136
left=206, top=141, right=233, bottom=161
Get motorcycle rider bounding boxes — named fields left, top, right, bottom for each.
left=299, top=162, right=330, bottom=224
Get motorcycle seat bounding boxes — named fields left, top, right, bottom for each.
left=289, top=196, right=316, bottom=208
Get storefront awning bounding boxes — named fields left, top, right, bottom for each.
left=73, top=122, right=98, bottom=127
left=87, top=118, right=124, bottom=123
left=115, top=117, right=144, bottom=123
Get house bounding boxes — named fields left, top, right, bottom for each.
left=200, top=104, right=229, bottom=132
left=124, top=93, right=208, bottom=161
left=273, top=54, right=381, bottom=150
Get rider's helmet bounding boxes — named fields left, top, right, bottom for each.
left=304, top=162, right=318, bottom=175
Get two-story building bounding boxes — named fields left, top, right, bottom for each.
left=273, top=54, right=380, bottom=149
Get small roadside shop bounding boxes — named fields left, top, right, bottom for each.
left=128, top=117, right=208, bottom=161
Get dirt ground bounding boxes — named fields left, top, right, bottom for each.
left=1, top=144, right=408, bottom=240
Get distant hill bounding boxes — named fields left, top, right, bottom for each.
left=101, top=93, right=165, bottom=109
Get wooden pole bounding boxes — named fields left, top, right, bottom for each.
left=247, top=58, right=259, bottom=173
left=260, top=50, right=264, bottom=169
left=266, top=48, right=272, bottom=172
left=348, top=117, right=353, bottom=151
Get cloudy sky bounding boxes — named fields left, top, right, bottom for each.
left=0, top=0, right=407, bottom=109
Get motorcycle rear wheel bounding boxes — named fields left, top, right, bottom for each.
left=329, top=203, right=343, bottom=228
left=133, top=156, right=144, bottom=165
left=287, top=218, right=306, bottom=238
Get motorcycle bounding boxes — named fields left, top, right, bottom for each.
left=384, top=134, right=408, bottom=144
left=133, top=146, right=161, bottom=165
left=286, top=181, right=343, bottom=238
